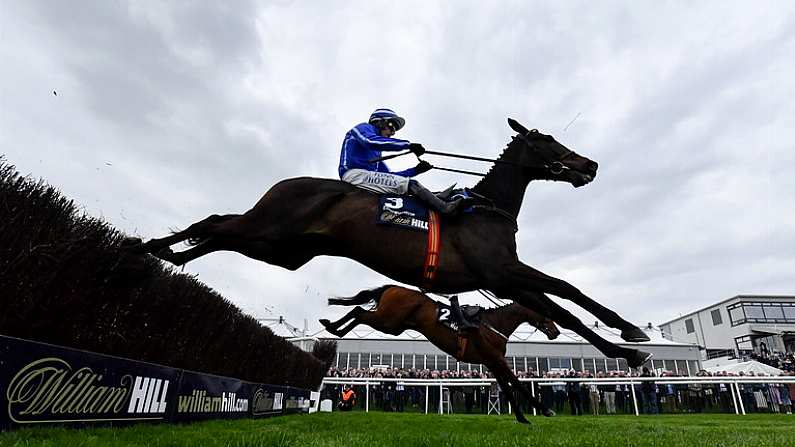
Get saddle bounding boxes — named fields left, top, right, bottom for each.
left=461, top=305, right=483, bottom=323
left=435, top=186, right=491, bottom=211
left=433, top=184, right=457, bottom=200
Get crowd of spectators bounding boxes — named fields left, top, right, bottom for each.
left=323, top=366, right=795, bottom=415
left=327, top=366, right=494, bottom=379
left=327, top=365, right=795, bottom=380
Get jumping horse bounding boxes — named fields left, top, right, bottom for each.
left=320, top=285, right=561, bottom=423
left=134, top=118, right=652, bottom=367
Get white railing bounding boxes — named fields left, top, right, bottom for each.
left=321, top=376, right=795, bottom=416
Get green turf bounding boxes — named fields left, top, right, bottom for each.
left=1, top=412, right=794, bottom=447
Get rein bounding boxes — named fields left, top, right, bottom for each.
left=483, top=323, right=509, bottom=341
left=367, top=135, right=569, bottom=176
left=475, top=291, right=512, bottom=341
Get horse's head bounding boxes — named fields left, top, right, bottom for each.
left=507, top=118, right=598, bottom=188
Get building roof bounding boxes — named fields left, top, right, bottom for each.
left=309, top=322, right=695, bottom=347
left=658, top=295, right=795, bottom=327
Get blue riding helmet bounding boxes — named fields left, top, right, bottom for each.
left=368, top=108, right=405, bottom=131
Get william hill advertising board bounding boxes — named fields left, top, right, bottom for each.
left=0, top=335, right=313, bottom=430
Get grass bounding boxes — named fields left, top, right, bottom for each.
left=1, top=412, right=794, bottom=447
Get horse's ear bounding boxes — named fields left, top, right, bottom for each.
left=507, top=118, right=530, bottom=135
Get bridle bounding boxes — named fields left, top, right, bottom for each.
left=513, top=129, right=574, bottom=176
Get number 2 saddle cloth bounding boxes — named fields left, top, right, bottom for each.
left=436, top=301, right=484, bottom=331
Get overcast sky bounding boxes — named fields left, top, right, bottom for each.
left=2, top=1, right=794, bottom=337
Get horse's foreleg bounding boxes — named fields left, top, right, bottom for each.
left=489, top=355, right=553, bottom=417
left=509, top=290, right=652, bottom=368
left=504, top=262, right=649, bottom=342
left=492, top=372, right=528, bottom=424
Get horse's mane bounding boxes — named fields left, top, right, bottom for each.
left=469, top=136, right=535, bottom=219
left=479, top=302, right=523, bottom=325
left=472, top=137, right=519, bottom=193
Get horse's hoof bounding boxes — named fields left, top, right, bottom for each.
left=154, top=247, right=174, bottom=260
left=319, top=320, right=342, bottom=337
left=628, top=350, right=653, bottom=368
left=120, top=237, right=142, bottom=247
left=120, top=237, right=146, bottom=253
left=542, top=409, right=555, bottom=417
left=621, top=327, right=650, bottom=342
left=516, top=417, right=530, bottom=424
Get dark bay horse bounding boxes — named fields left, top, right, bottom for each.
left=319, top=285, right=560, bottom=423
left=135, top=118, right=651, bottom=367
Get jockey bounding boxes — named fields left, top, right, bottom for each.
left=338, top=108, right=465, bottom=214
left=449, top=295, right=479, bottom=332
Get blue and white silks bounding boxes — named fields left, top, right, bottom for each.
left=338, top=123, right=416, bottom=179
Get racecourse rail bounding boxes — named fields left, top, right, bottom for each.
left=321, top=376, right=795, bottom=416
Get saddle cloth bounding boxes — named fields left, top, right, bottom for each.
left=376, top=195, right=430, bottom=231
left=436, top=302, right=483, bottom=331
left=375, top=187, right=484, bottom=232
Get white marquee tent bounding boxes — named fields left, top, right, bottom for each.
left=704, top=360, right=783, bottom=375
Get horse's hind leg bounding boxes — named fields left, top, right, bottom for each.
left=140, top=214, right=239, bottom=254
left=352, top=310, right=406, bottom=336
left=319, top=307, right=367, bottom=336
left=323, top=291, right=419, bottom=338
left=504, top=262, right=649, bottom=342
left=509, top=290, right=652, bottom=368
left=156, top=239, right=222, bottom=266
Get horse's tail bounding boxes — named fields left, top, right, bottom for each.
left=328, top=285, right=395, bottom=307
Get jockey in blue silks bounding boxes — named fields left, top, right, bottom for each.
left=338, top=108, right=477, bottom=331
left=338, top=108, right=465, bottom=214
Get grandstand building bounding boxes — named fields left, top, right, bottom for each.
left=658, top=295, right=795, bottom=361
left=290, top=322, right=702, bottom=375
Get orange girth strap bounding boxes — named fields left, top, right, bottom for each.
left=422, top=210, right=441, bottom=288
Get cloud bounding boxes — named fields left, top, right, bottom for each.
left=2, top=0, right=794, bottom=331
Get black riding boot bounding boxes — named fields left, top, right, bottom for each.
left=449, top=295, right=479, bottom=332
left=408, top=180, right=464, bottom=214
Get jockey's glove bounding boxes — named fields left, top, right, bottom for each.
left=414, top=160, right=433, bottom=174
left=409, top=143, right=426, bottom=156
